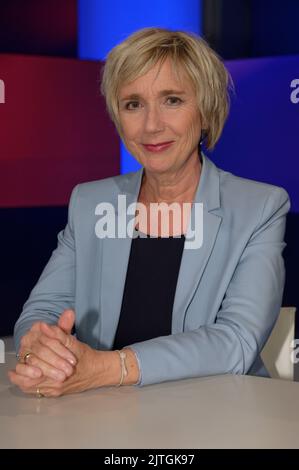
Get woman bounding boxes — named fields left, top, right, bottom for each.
left=9, top=28, right=290, bottom=397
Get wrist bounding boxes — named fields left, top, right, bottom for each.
left=93, top=350, right=119, bottom=387
left=92, top=348, right=140, bottom=387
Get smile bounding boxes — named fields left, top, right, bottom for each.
left=142, top=141, right=174, bottom=153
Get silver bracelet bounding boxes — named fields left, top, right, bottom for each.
left=116, top=350, right=128, bottom=386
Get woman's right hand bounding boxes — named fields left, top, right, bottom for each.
left=15, top=309, right=77, bottom=383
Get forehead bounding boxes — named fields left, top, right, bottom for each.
left=118, top=58, right=194, bottom=97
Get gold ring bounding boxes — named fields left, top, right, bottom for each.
left=36, top=388, right=44, bottom=398
left=23, top=352, right=32, bottom=364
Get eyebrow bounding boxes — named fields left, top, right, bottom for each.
left=119, top=89, right=186, bottom=101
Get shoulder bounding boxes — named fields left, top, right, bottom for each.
left=68, top=170, right=141, bottom=208
left=201, top=156, right=290, bottom=230
left=216, top=163, right=290, bottom=217
left=76, top=172, right=137, bottom=199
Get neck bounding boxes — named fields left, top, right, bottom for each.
left=140, top=153, right=202, bottom=204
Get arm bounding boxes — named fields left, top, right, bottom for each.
left=129, top=187, right=290, bottom=386
left=11, top=187, right=80, bottom=385
left=11, top=184, right=140, bottom=395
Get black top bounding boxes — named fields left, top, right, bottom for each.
left=113, top=229, right=185, bottom=350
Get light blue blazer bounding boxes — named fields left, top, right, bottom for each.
left=14, top=155, right=290, bottom=386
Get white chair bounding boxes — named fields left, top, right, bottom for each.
left=261, top=307, right=296, bottom=381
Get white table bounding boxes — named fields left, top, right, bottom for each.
left=1, top=336, right=299, bottom=449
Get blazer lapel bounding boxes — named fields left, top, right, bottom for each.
left=99, top=168, right=144, bottom=349
left=171, top=155, right=223, bottom=334
left=98, top=154, right=222, bottom=347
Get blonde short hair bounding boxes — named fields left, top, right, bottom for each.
left=101, top=27, right=233, bottom=150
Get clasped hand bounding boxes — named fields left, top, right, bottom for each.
left=8, top=309, right=107, bottom=397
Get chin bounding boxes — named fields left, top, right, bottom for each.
left=144, top=162, right=175, bottom=174
left=135, top=150, right=177, bottom=173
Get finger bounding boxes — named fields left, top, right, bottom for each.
left=36, top=378, right=66, bottom=397
left=8, top=370, right=42, bottom=391
left=41, top=323, right=78, bottom=356
left=35, top=337, right=76, bottom=375
left=17, top=324, right=75, bottom=374
left=39, top=333, right=77, bottom=366
left=31, top=321, right=46, bottom=333
left=64, top=334, right=76, bottom=351
left=58, top=309, right=75, bottom=335
left=24, top=351, right=67, bottom=382
left=15, top=363, right=42, bottom=380
left=40, top=322, right=69, bottom=345
left=19, top=339, right=74, bottom=376
left=19, top=329, right=39, bottom=352
left=9, top=369, right=64, bottom=397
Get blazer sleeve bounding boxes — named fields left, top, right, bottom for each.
left=129, top=187, right=291, bottom=386
left=13, top=185, right=79, bottom=353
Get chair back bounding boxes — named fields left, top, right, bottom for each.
left=261, top=307, right=296, bottom=380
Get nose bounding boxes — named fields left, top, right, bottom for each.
left=143, top=104, right=165, bottom=133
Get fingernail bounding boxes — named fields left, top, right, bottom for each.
left=68, top=357, right=76, bottom=365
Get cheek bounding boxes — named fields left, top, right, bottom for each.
left=119, top=116, right=138, bottom=139
left=173, top=106, right=201, bottom=139
left=179, top=115, right=201, bottom=146
left=120, top=124, right=142, bottom=155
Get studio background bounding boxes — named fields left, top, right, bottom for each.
left=0, top=0, right=298, bottom=337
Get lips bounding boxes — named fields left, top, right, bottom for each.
left=142, top=141, right=174, bottom=152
